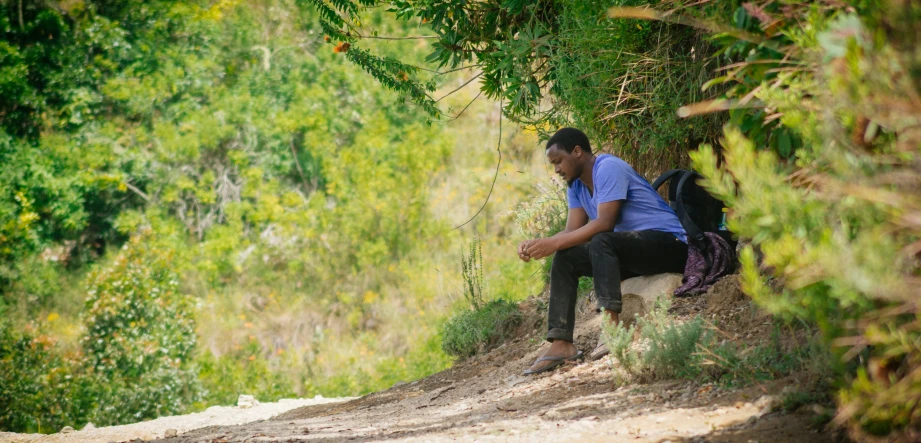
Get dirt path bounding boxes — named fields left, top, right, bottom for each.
left=4, top=275, right=845, bottom=443
left=168, top=276, right=844, bottom=442
left=0, top=397, right=351, bottom=443
left=174, top=353, right=829, bottom=442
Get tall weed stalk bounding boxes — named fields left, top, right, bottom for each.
left=461, top=237, right=484, bottom=311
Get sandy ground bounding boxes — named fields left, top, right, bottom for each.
left=2, top=274, right=849, bottom=443
left=0, top=397, right=351, bottom=443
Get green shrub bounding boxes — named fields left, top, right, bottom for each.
left=80, top=234, right=201, bottom=425
left=441, top=299, right=521, bottom=359
left=640, top=300, right=709, bottom=379
left=603, top=300, right=830, bottom=388
left=602, top=318, right=641, bottom=381
left=700, top=331, right=832, bottom=389
left=602, top=298, right=709, bottom=382
left=0, top=314, right=99, bottom=433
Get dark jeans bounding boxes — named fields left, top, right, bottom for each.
left=546, top=230, right=688, bottom=343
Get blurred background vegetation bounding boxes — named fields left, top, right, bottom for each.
left=0, top=0, right=546, bottom=432
left=2, top=0, right=920, bottom=440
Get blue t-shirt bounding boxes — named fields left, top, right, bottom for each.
left=567, top=154, right=687, bottom=242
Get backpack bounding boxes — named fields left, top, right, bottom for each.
left=650, top=169, right=734, bottom=252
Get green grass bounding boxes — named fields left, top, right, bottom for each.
left=441, top=299, right=522, bottom=359
left=602, top=298, right=831, bottom=389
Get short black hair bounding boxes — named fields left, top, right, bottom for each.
left=546, top=127, right=592, bottom=154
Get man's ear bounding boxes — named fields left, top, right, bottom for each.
left=573, top=145, right=582, bottom=157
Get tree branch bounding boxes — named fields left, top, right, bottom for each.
left=445, top=90, right=482, bottom=121
left=435, top=72, right=483, bottom=103
left=359, top=35, right=439, bottom=40
left=124, top=182, right=151, bottom=202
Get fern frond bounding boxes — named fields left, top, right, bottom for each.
left=345, top=47, right=439, bottom=117
left=327, top=0, right=358, bottom=17
left=317, top=18, right=351, bottom=41
left=300, top=0, right=346, bottom=27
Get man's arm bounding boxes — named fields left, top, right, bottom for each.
left=521, top=200, right=622, bottom=260
left=519, top=207, right=588, bottom=262
left=560, top=207, right=589, bottom=234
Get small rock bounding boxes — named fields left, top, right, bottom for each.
left=754, top=395, right=780, bottom=416
left=619, top=274, right=684, bottom=325
left=237, top=394, right=260, bottom=408
left=392, top=380, right=408, bottom=388
left=82, top=423, right=96, bottom=431
left=812, top=404, right=831, bottom=415
left=60, top=426, right=74, bottom=434
left=164, top=429, right=178, bottom=438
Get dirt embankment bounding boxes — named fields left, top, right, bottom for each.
left=5, top=274, right=844, bottom=443
left=168, top=274, right=843, bottom=442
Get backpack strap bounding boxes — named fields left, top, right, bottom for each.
left=674, top=171, right=704, bottom=246
left=651, top=169, right=685, bottom=192
left=652, top=169, right=711, bottom=264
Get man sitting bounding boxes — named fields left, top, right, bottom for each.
left=517, top=128, right=688, bottom=375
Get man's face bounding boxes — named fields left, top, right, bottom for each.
left=546, top=144, right=582, bottom=185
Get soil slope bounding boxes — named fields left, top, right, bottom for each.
left=164, top=275, right=844, bottom=442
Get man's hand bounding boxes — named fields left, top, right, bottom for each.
left=518, top=240, right=533, bottom=262
left=524, top=238, right=559, bottom=260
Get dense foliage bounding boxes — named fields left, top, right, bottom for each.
left=691, top=10, right=921, bottom=431
left=81, top=233, right=200, bottom=424
left=0, top=0, right=545, bottom=432
left=310, top=0, right=731, bottom=172
left=0, top=315, right=99, bottom=433
left=312, top=0, right=921, bottom=437
left=4, top=0, right=919, bottom=438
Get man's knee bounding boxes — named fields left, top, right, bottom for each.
left=588, top=233, right=616, bottom=255
left=550, top=246, right=581, bottom=271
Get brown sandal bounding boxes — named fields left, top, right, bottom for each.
left=522, top=350, right=584, bottom=375
left=590, top=339, right=609, bottom=361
